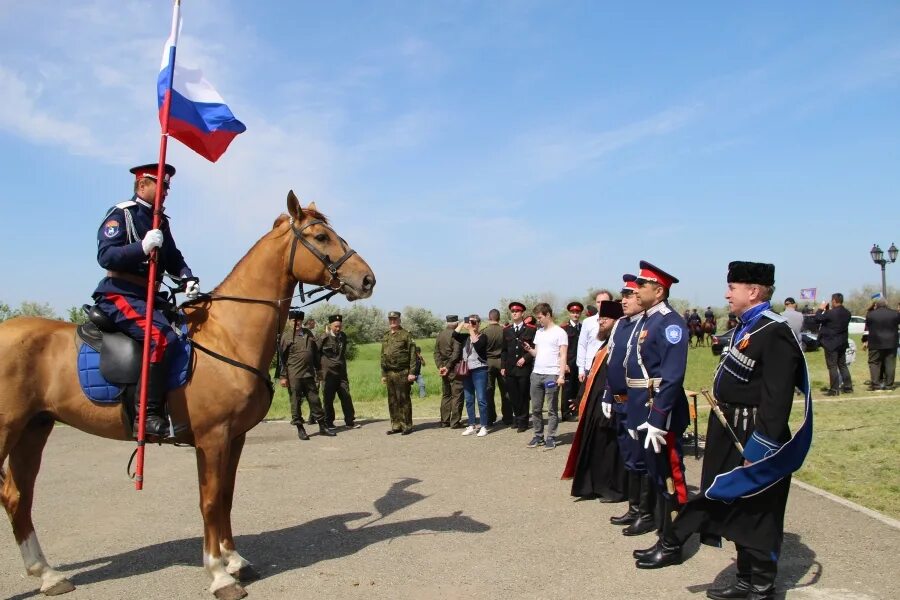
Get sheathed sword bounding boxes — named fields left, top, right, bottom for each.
left=700, top=388, right=745, bottom=454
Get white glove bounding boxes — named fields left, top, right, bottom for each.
left=602, top=402, right=612, bottom=419
left=628, top=429, right=637, bottom=440
left=141, top=229, right=164, bottom=255
left=184, top=278, right=200, bottom=300
left=637, top=421, right=668, bottom=454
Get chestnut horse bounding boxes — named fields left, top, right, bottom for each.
left=0, top=192, right=375, bottom=599
left=702, top=319, right=716, bottom=346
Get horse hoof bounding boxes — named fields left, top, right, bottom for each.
left=235, top=565, right=261, bottom=582
left=213, top=582, right=247, bottom=600
left=43, top=578, right=76, bottom=596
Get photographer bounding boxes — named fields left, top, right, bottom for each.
left=814, top=293, right=853, bottom=396
left=277, top=309, right=336, bottom=439
left=453, top=314, right=490, bottom=437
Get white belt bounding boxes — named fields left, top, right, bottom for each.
left=626, top=377, right=662, bottom=389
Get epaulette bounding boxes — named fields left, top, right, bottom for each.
left=115, top=200, right=137, bottom=209
left=761, top=310, right=786, bottom=324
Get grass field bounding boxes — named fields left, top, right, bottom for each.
left=269, top=334, right=900, bottom=518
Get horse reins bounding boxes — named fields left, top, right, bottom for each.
left=179, top=216, right=358, bottom=395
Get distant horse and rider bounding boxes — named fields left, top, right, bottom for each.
left=0, top=192, right=375, bottom=599
left=688, top=312, right=717, bottom=347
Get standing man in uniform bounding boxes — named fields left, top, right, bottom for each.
left=381, top=311, right=417, bottom=435
left=637, top=261, right=813, bottom=600
left=93, top=163, right=200, bottom=438
left=434, top=315, right=465, bottom=428
left=319, top=314, right=359, bottom=429
left=277, top=310, right=336, bottom=439
left=605, top=275, right=657, bottom=534
left=624, top=261, right=690, bottom=562
left=501, top=301, right=537, bottom=432
left=561, top=301, right=584, bottom=420
left=483, top=308, right=509, bottom=427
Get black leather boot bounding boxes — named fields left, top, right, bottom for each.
left=623, top=476, right=656, bottom=536
left=296, top=424, right=310, bottom=440
left=611, top=472, right=642, bottom=525
left=318, top=419, right=337, bottom=437
left=706, top=549, right=751, bottom=599
left=134, top=362, right=169, bottom=438
left=634, top=540, right=683, bottom=569
left=747, top=556, right=776, bottom=599
left=635, top=497, right=683, bottom=566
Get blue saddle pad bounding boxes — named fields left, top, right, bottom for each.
left=76, top=322, right=192, bottom=404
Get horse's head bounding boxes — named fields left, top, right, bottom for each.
left=284, top=190, right=375, bottom=301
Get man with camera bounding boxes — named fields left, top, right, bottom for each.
left=277, top=309, right=336, bottom=439
left=814, top=293, right=853, bottom=396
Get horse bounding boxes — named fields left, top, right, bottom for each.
left=688, top=320, right=704, bottom=348
left=702, top=319, right=716, bottom=346
left=0, top=192, right=375, bottom=600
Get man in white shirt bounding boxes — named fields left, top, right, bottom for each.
left=577, top=290, right=615, bottom=383
left=524, top=302, right=568, bottom=449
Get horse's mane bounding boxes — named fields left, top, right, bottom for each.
left=212, top=208, right=331, bottom=294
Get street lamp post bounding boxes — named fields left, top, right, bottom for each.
left=869, top=243, right=898, bottom=298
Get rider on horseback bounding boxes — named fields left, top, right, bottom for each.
left=92, top=163, right=200, bottom=437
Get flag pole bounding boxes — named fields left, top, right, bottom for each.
left=135, top=0, right=181, bottom=491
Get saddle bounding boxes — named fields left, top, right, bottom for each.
left=75, top=304, right=192, bottom=403
left=77, top=305, right=143, bottom=385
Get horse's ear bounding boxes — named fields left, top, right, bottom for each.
left=287, top=190, right=301, bottom=220
left=307, top=201, right=318, bottom=212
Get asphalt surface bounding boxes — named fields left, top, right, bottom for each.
left=0, top=419, right=896, bottom=599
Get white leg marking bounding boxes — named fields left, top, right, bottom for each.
left=220, top=543, right=251, bottom=575
left=205, top=551, right=238, bottom=593
left=19, top=531, right=68, bottom=592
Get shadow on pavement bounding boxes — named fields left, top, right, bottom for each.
left=685, top=531, right=819, bottom=598
left=36, top=477, right=488, bottom=596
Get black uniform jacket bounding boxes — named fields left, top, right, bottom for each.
left=500, top=323, right=536, bottom=375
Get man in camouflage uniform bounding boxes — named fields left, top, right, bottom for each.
left=434, top=315, right=464, bottom=428
left=381, top=311, right=417, bottom=435
left=277, top=310, right=336, bottom=440
left=319, top=314, right=359, bottom=429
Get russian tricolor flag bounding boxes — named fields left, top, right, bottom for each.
left=157, top=2, right=245, bottom=162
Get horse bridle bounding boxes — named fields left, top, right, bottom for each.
left=181, top=215, right=359, bottom=396
left=288, top=216, right=357, bottom=303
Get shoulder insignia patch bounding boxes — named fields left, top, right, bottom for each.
left=665, top=324, right=683, bottom=344
left=103, top=219, right=121, bottom=238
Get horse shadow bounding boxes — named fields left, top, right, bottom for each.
left=18, top=478, right=488, bottom=598
left=685, top=532, right=819, bottom=598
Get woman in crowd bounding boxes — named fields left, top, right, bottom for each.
left=454, top=314, right=490, bottom=437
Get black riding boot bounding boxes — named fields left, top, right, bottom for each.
left=611, top=472, right=642, bottom=525
left=623, top=475, right=656, bottom=536
left=747, top=555, right=777, bottom=599
left=706, top=548, right=752, bottom=599
left=635, top=498, right=683, bottom=569
left=135, top=362, right=168, bottom=438
left=296, top=424, right=310, bottom=440
left=318, top=419, right=337, bottom=437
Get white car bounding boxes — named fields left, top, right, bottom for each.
left=848, top=315, right=866, bottom=335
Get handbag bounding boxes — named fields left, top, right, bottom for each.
left=455, top=339, right=471, bottom=377
left=454, top=360, right=470, bottom=377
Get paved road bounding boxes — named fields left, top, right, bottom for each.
left=0, top=420, right=895, bottom=599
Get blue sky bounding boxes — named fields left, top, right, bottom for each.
left=1, top=1, right=898, bottom=317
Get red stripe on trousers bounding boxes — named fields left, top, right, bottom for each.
left=104, top=293, right=168, bottom=363
left=665, top=431, right=688, bottom=504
